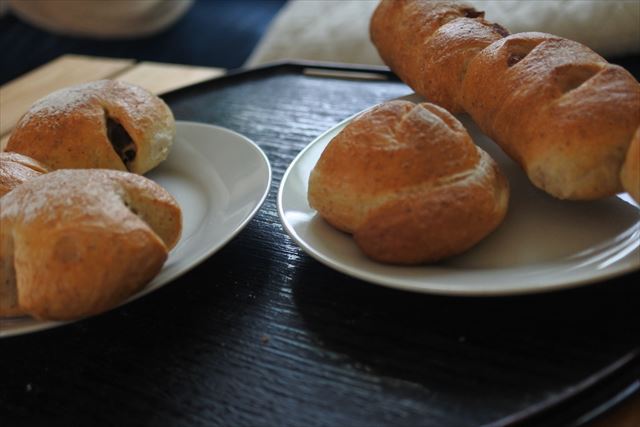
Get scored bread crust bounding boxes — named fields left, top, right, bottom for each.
left=370, top=0, right=640, bottom=201
left=6, top=80, right=175, bottom=174
left=461, top=32, right=640, bottom=200
left=0, top=152, right=49, bottom=197
left=0, top=169, right=182, bottom=320
left=308, top=100, right=509, bottom=264
left=370, top=0, right=508, bottom=113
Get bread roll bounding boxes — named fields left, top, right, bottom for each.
left=370, top=0, right=640, bottom=200
left=6, top=80, right=175, bottom=174
left=0, top=169, right=182, bottom=320
left=0, top=152, right=48, bottom=197
left=621, top=128, right=640, bottom=204
left=308, top=100, right=509, bottom=264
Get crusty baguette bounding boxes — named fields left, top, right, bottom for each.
left=6, top=80, right=175, bottom=174
left=462, top=32, right=639, bottom=200
left=308, top=100, right=509, bottom=264
left=0, top=169, right=182, bottom=320
left=0, top=152, right=48, bottom=197
left=371, top=0, right=508, bottom=113
left=370, top=0, right=640, bottom=200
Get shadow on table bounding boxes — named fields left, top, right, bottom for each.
left=290, top=254, right=640, bottom=424
left=0, top=222, right=278, bottom=425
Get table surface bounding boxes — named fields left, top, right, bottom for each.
left=0, top=56, right=638, bottom=427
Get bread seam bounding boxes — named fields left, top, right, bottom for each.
left=359, top=147, right=495, bottom=218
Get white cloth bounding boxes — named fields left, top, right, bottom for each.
left=6, top=0, right=193, bottom=39
left=246, top=0, right=640, bottom=67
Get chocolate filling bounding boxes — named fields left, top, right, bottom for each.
left=106, top=117, right=136, bottom=169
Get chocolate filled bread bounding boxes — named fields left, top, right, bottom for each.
left=0, top=169, right=182, bottom=320
left=6, top=79, right=175, bottom=174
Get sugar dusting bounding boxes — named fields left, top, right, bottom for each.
left=1, top=170, right=126, bottom=225
left=17, top=82, right=102, bottom=126
left=15, top=80, right=170, bottom=135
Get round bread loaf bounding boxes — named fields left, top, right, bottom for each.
left=6, top=80, right=175, bottom=174
left=0, top=169, right=182, bottom=320
left=308, top=100, right=509, bottom=264
left=0, top=152, right=49, bottom=197
left=621, top=127, right=640, bottom=204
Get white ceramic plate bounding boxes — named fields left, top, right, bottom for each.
left=278, top=103, right=640, bottom=296
left=1, top=121, right=271, bottom=338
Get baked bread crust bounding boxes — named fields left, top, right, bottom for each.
left=0, top=152, right=49, bottom=197
left=308, top=100, right=509, bottom=264
left=0, top=169, right=182, bottom=320
left=370, top=0, right=640, bottom=201
left=6, top=80, right=175, bottom=174
left=462, top=32, right=640, bottom=200
left=370, top=0, right=507, bottom=113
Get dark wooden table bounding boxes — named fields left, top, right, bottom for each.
left=1, top=63, right=639, bottom=427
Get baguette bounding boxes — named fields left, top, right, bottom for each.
left=370, top=0, right=640, bottom=200
left=371, top=0, right=508, bottom=113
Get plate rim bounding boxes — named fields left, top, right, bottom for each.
left=277, top=109, right=640, bottom=297
left=1, top=120, right=272, bottom=338
left=160, top=120, right=272, bottom=277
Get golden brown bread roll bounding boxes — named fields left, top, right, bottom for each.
left=621, top=128, right=640, bottom=203
left=370, top=0, right=640, bottom=201
left=308, top=100, right=509, bottom=264
left=0, top=169, right=182, bottom=320
left=0, top=152, right=48, bottom=197
left=6, top=80, right=175, bottom=174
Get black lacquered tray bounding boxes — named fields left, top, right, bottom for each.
left=1, top=62, right=638, bottom=427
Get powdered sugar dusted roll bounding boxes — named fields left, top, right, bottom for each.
left=0, top=169, right=182, bottom=320
left=6, top=80, right=175, bottom=174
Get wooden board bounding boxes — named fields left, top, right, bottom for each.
left=115, top=61, right=223, bottom=95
